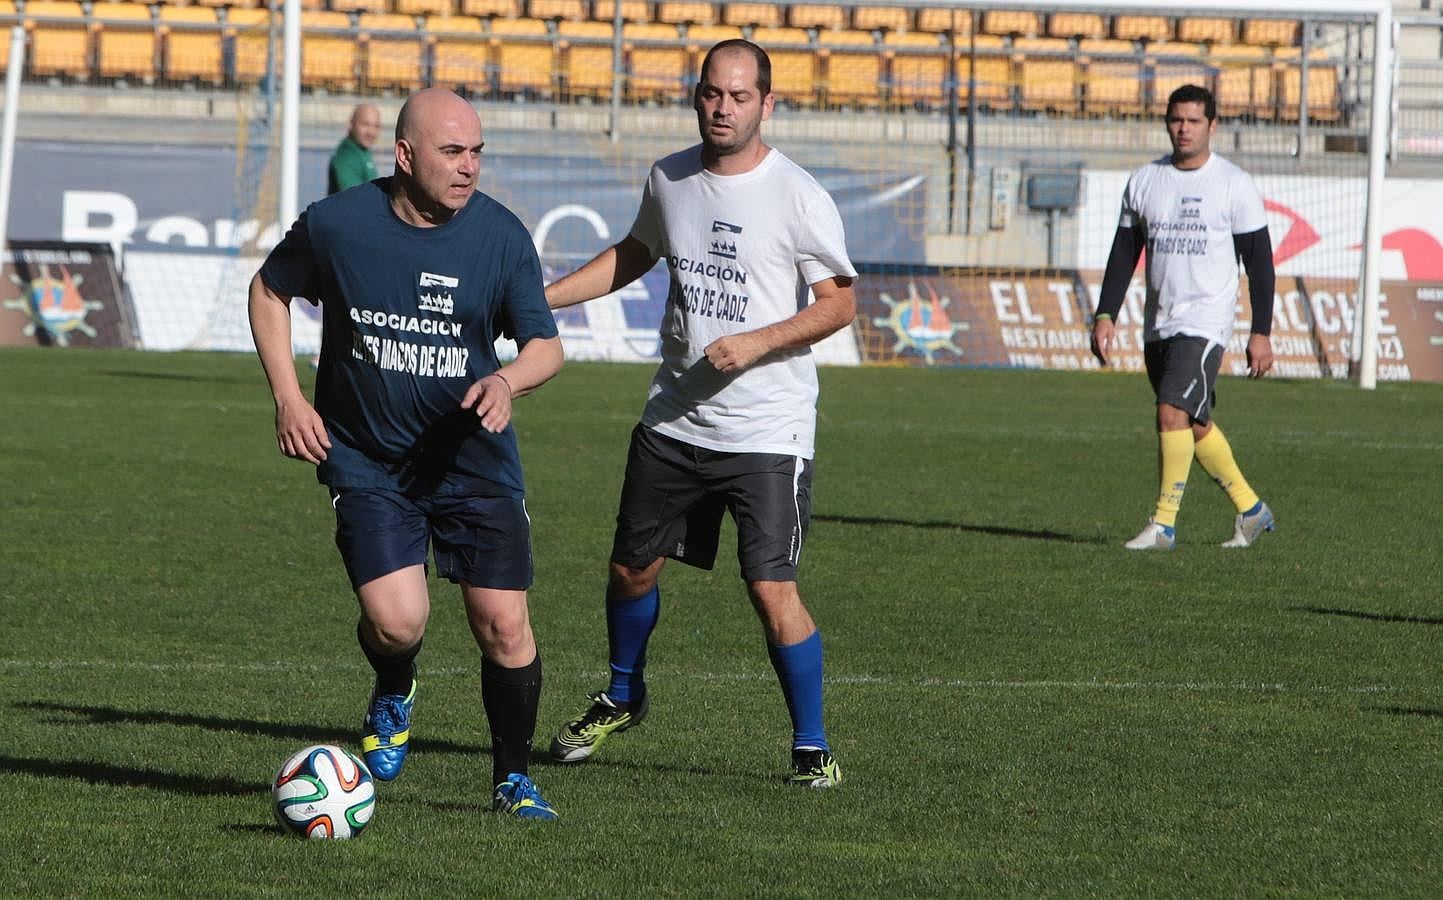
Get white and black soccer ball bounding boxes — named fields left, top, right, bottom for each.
left=271, top=744, right=376, bottom=839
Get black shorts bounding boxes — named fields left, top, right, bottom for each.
left=331, top=488, right=533, bottom=591
left=611, top=425, right=813, bottom=583
left=1144, top=335, right=1225, bottom=425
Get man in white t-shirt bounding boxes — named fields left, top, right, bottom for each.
left=1091, top=84, right=1277, bottom=551
left=544, top=39, right=857, bottom=788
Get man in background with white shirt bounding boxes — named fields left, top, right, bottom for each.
left=543, top=39, right=856, bottom=787
left=1091, top=84, right=1277, bottom=551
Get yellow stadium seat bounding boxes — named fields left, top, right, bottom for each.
left=227, top=7, right=273, bottom=84
left=1113, top=15, right=1171, bottom=43
left=1276, top=46, right=1339, bottom=122
left=885, top=31, right=945, bottom=106
left=749, top=26, right=813, bottom=103
left=1243, top=18, right=1298, bottom=47
left=1014, top=36, right=1076, bottom=112
left=160, top=5, right=223, bottom=84
left=93, top=1, right=156, bottom=82
left=955, top=34, right=1010, bottom=107
left=427, top=15, right=488, bottom=91
left=915, top=7, right=971, bottom=35
left=982, top=11, right=1039, bottom=38
left=623, top=22, right=683, bottom=101
left=592, top=1, right=652, bottom=24
left=360, top=13, right=423, bottom=90
left=1211, top=43, right=1272, bottom=118
left=196, top=0, right=269, bottom=10
left=462, top=0, right=520, bottom=18
left=852, top=6, right=909, bottom=33
left=789, top=4, right=845, bottom=31
left=687, top=23, right=742, bottom=46
left=1146, top=42, right=1208, bottom=110
left=301, top=10, right=357, bottom=91
left=1079, top=38, right=1141, bottom=115
left=1178, top=17, right=1236, bottom=45
left=528, top=0, right=585, bottom=21
left=398, top=0, right=454, bottom=15
left=720, top=3, right=779, bottom=28
left=1049, top=12, right=1105, bottom=40
left=333, top=0, right=388, bottom=14
left=557, top=19, right=611, bottom=97
left=818, top=29, right=879, bottom=107
left=27, top=0, right=91, bottom=79
left=656, top=2, right=713, bottom=25
left=491, top=16, right=554, bottom=94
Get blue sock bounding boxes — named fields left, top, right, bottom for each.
left=767, top=630, right=828, bottom=751
left=605, top=585, right=659, bottom=705
left=1243, top=500, right=1263, bottom=516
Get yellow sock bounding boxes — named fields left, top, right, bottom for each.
left=1153, top=429, right=1194, bottom=528
left=1194, top=425, right=1260, bottom=513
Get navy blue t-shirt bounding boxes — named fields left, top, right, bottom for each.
left=260, top=178, right=558, bottom=498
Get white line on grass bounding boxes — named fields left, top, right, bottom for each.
left=0, top=658, right=1403, bottom=696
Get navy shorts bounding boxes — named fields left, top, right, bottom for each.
left=331, top=488, right=534, bottom=591
left=1145, top=335, right=1225, bottom=425
left=611, top=425, right=813, bottom=583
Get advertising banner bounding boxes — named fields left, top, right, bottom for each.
left=0, top=242, right=135, bottom=348
left=851, top=265, right=1443, bottom=382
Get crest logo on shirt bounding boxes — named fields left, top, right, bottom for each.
left=417, top=271, right=457, bottom=315
left=709, top=221, right=742, bottom=260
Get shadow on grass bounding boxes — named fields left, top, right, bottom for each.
left=0, top=754, right=264, bottom=796
left=813, top=513, right=1102, bottom=545
left=16, top=700, right=487, bottom=757
left=1368, top=706, right=1443, bottom=719
left=96, top=369, right=256, bottom=385
left=1290, top=606, right=1443, bottom=626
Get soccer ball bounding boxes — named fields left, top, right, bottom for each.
left=271, top=744, right=376, bottom=839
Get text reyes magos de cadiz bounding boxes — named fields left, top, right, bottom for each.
left=348, top=306, right=469, bottom=378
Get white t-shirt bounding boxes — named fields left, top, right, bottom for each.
left=629, top=145, right=857, bottom=459
left=1117, top=153, right=1268, bottom=346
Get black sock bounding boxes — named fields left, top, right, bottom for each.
left=481, top=652, right=542, bottom=787
left=358, top=622, right=420, bottom=696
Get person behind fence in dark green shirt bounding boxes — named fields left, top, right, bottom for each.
left=328, top=103, right=381, bottom=195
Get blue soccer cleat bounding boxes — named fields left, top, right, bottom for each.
left=1223, top=500, right=1275, bottom=548
left=492, top=773, right=559, bottom=821
left=361, top=679, right=416, bottom=781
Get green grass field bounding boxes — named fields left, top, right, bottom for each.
left=2, top=346, right=1441, bottom=897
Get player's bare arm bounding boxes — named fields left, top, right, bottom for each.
left=705, top=275, right=856, bottom=375
left=546, top=235, right=657, bottom=310
left=461, top=335, right=563, bottom=433
left=247, top=273, right=331, bottom=464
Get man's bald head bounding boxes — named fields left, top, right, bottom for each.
left=395, top=88, right=479, bottom=145
left=348, top=103, right=382, bottom=148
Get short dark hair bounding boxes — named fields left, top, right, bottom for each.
left=697, top=39, right=772, bottom=97
left=1167, top=84, right=1216, bottom=121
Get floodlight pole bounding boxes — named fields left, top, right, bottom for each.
left=279, top=0, right=301, bottom=229
left=0, top=27, right=27, bottom=260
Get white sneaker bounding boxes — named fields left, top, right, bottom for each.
left=1124, top=519, right=1176, bottom=550
left=1222, top=501, right=1274, bottom=548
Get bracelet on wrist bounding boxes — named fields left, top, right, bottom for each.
left=491, top=372, right=513, bottom=396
